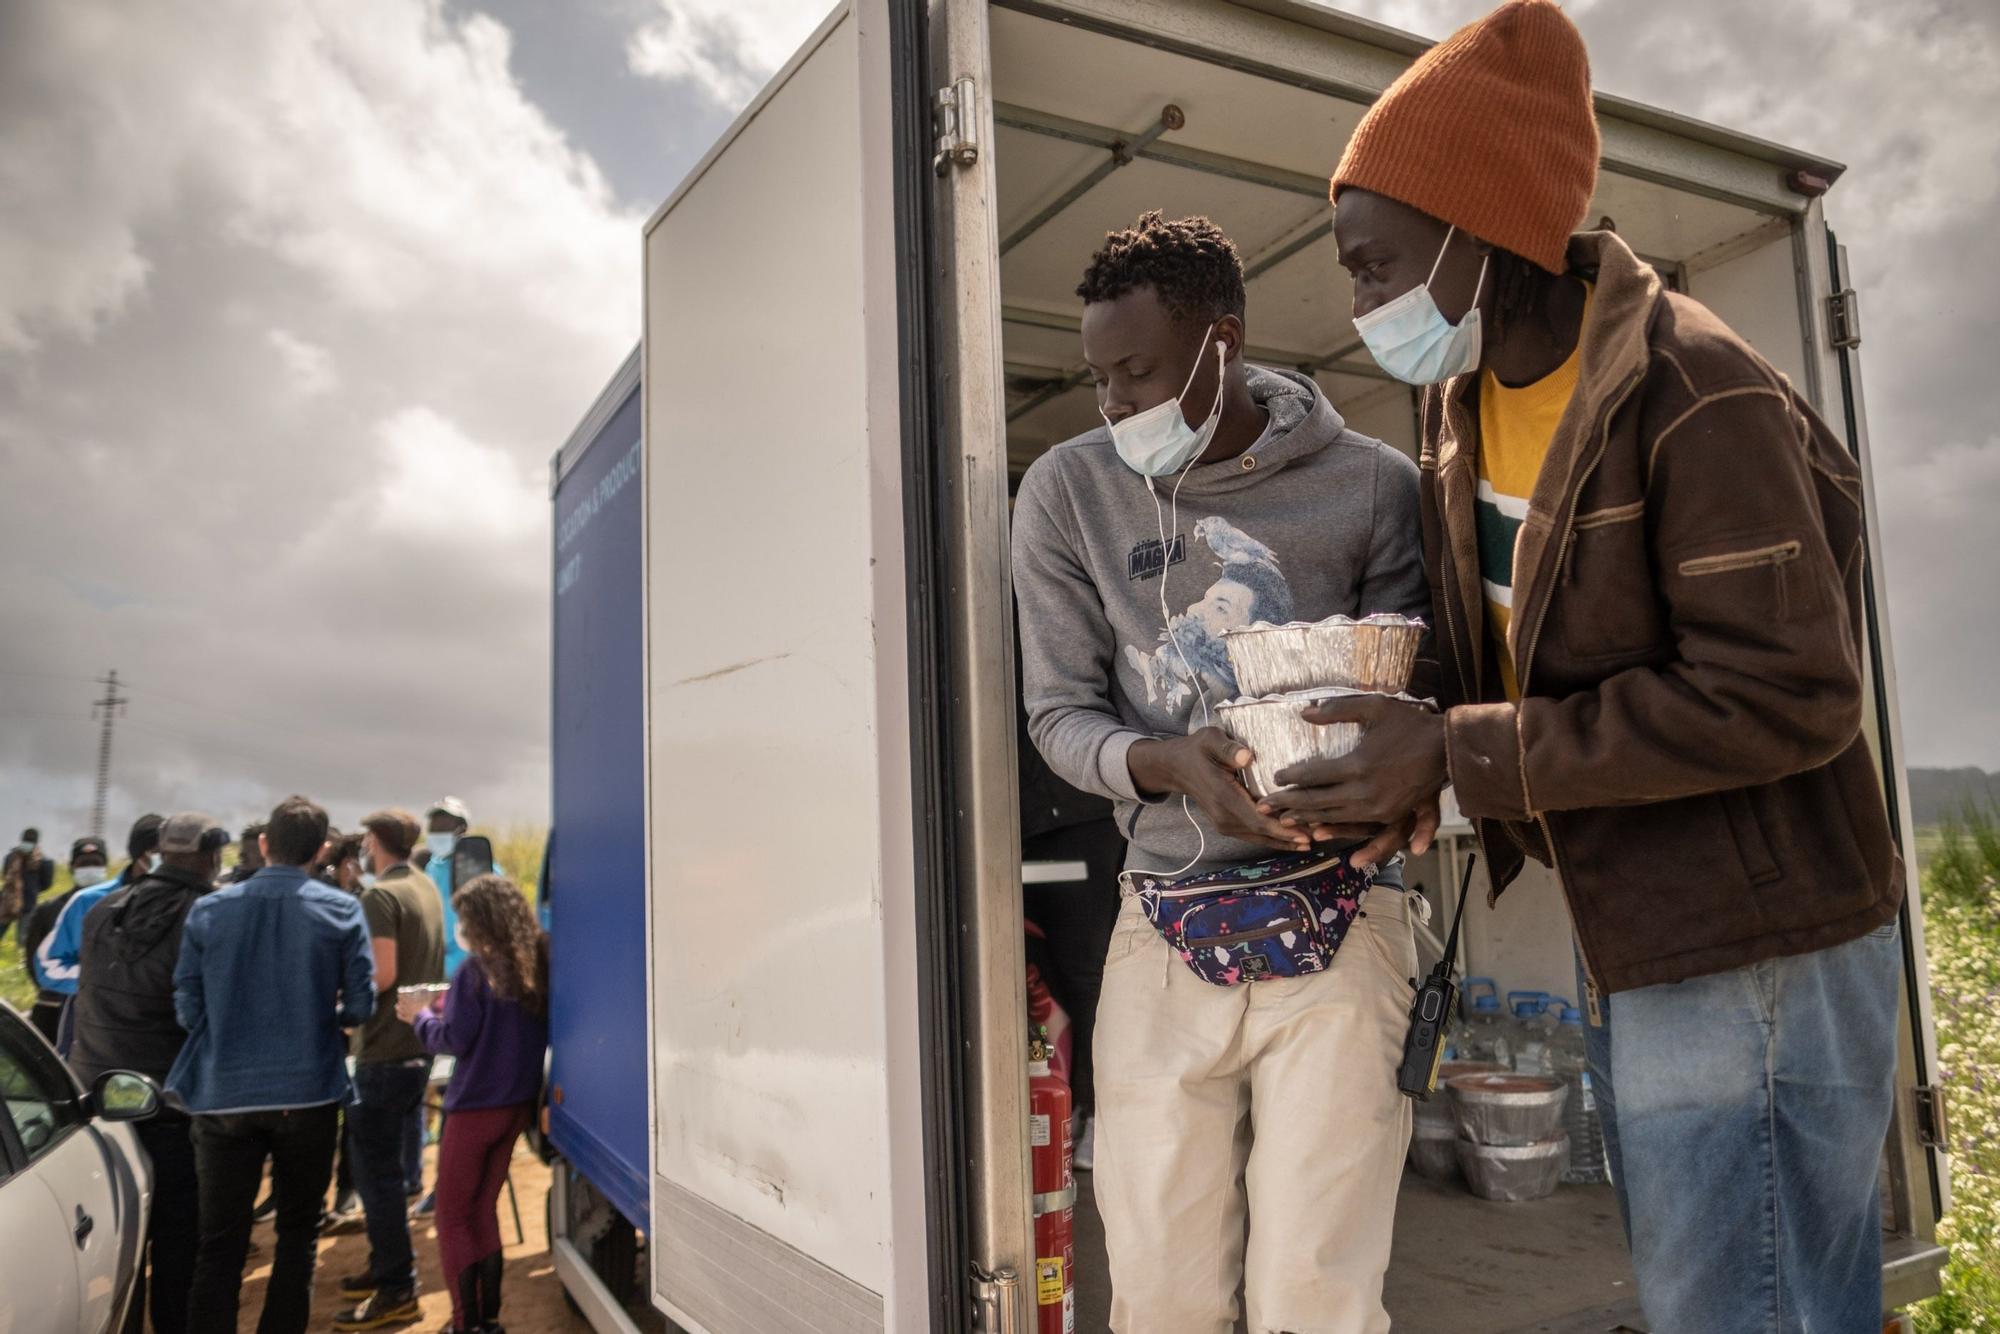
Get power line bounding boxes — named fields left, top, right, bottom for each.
left=90, top=669, right=127, bottom=841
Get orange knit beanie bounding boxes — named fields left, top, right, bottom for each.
left=1330, top=0, right=1598, bottom=274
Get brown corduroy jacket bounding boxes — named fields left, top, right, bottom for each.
left=1422, top=230, right=1904, bottom=997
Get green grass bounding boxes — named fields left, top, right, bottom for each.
left=1914, top=811, right=2000, bottom=1330
left=1, top=865, right=69, bottom=1015
left=492, top=825, right=547, bottom=904
left=1, top=923, right=37, bottom=1014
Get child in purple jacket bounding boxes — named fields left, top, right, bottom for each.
left=397, top=876, right=548, bottom=1334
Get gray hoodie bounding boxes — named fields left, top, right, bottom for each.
left=1011, top=367, right=1431, bottom=875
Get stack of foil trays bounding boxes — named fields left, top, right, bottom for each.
left=1216, top=613, right=1427, bottom=799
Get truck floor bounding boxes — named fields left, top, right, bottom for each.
left=1072, top=1166, right=1647, bottom=1333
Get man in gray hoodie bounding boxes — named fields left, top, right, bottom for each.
left=1011, top=211, right=1430, bottom=1334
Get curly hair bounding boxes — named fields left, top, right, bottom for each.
left=453, top=875, right=549, bottom=1018
left=1077, top=210, right=1247, bottom=327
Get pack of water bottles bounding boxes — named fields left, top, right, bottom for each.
left=1406, top=978, right=1611, bottom=1197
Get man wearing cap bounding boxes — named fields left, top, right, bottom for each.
left=36, top=812, right=167, bottom=1015
left=1267, top=3, right=1904, bottom=1328
left=418, top=796, right=499, bottom=979
left=71, top=812, right=227, bottom=1334
left=21, top=836, right=108, bottom=1042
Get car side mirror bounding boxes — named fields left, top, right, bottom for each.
left=92, top=1070, right=162, bottom=1122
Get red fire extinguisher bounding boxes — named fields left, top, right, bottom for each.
left=1029, top=1028, right=1075, bottom=1334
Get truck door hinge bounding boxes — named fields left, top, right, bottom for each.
left=1914, top=1084, right=1949, bottom=1150
left=970, top=1262, right=1021, bottom=1333
left=933, top=76, right=980, bottom=175
left=1827, top=286, right=1861, bottom=351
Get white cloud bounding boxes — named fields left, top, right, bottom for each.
left=268, top=328, right=338, bottom=397
left=625, top=0, right=832, bottom=106
left=0, top=0, right=642, bottom=840
left=372, top=405, right=542, bottom=540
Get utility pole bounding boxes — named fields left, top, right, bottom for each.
left=90, top=669, right=126, bottom=841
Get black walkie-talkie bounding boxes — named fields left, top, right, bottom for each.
left=1396, top=852, right=1476, bottom=1100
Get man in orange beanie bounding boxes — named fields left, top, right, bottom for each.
left=1265, top=2, right=1906, bottom=1329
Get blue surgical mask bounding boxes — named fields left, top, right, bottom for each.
left=1353, top=225, right=1489, bottom=385
left=427, top=832, right=457, bottom=860
left=359, top=870, right=379, bottom=890
left=1105, top=326, right=1225, bottom=477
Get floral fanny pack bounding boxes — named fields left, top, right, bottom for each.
left=1125, top=849, right=1379, bottom=987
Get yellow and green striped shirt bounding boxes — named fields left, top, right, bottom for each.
left=1476, top=312, right=1585, bottom=700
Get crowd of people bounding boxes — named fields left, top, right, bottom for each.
left=7, top=795, right=547, bottom=1334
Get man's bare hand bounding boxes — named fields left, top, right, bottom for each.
left=1128, top=729, right=1312, bottom=853
left=1259, top=694, right=1448, bottom=861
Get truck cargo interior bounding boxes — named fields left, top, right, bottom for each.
left=981, top=6, right=1938, bottom=1330
left=635, top=3, right=1943, bottom=1329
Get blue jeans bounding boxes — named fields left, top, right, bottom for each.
left=1577, top=922, right=1901, bottom=1332
left=349, top=1059, right=432, bottom=1290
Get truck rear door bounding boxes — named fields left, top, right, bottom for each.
left=1811, top=222, right=1951, bottom=1298
left=639, top=4, right=939, bottom=1329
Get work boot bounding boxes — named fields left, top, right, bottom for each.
left=332, top=1287, right=420, bottom=1330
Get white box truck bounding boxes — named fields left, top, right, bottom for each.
left=632, top=2, right=1948, bottom=1329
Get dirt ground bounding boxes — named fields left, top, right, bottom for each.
left=234, top=1142, right=590, bottom=1334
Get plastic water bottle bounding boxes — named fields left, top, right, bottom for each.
left=1507, top=991, right=1555, bottom=1074
left=1548, top=1002, right=1608, bottom=1184
left=1450, top=978, right=1512, bottom=1069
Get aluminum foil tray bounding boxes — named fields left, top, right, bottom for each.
left=1415, top=1061, right=1509, bottom=1132
left=1457, top=1133, right=1569, bottom=1202
left=1408, top=1120, right=1461, bottom=1182
left=1447, top=1073, right=1570, bottom=1147
left=1223, top=613, right=1426, bottom=697
left=1216, top=687, right=1424, bottom=799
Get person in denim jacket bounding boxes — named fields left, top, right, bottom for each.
left=168, top=795, right=374, bottom=1334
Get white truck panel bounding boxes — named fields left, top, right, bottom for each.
left=641, top=6, right=918, bottom=1327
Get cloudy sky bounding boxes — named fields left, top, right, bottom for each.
left=1, top=0, right=1994, bottom=851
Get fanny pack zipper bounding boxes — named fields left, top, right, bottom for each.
left=1145, top=853, right=1349, bottom=900
left=1184, top=916, right=1308, bottom=948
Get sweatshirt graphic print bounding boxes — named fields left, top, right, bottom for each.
left=1012, top=367, right=1430, bottom=873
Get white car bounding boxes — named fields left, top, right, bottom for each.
left=0, top=1002, right=161, bottom=1334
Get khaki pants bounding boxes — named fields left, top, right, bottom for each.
left=1094, top=885, right=1417, bottom=1334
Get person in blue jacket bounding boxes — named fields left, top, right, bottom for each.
left=35, top=813, right=165, bottom=1040
left=417, top=797, right=505, bottom=978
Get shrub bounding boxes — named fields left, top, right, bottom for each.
left=1914, top=808, right=2000, bottom=1330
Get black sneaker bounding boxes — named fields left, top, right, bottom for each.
left=252, top=1193, right=277, bottom=1222
left=331, top=1289, right=420, bottom=1330
left=337, top=1272, right=378, bottom=1300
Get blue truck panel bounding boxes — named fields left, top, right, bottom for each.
left=549, top=373, right=649, bottom=1232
